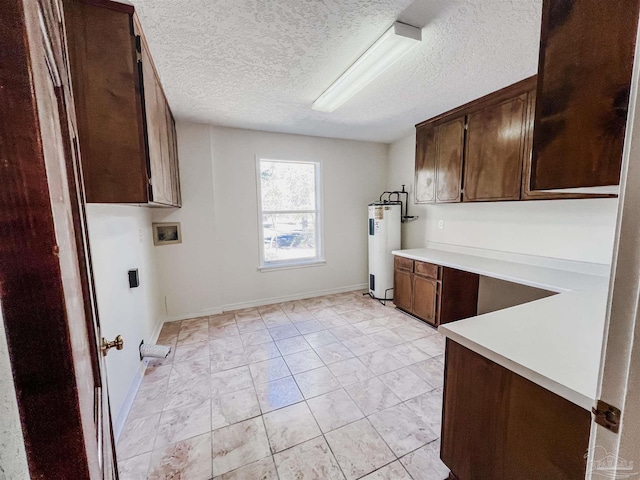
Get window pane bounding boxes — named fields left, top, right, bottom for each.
left=263, top=213, right=317, bottom=262
left=260, top=161, right=316, bottom=211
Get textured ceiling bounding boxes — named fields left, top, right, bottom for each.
left=130, top=0, right=542, bottom=143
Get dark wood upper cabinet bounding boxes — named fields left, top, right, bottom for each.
left=415, top=124, right=437, bottom=203
left=463, top=94, right=527, bottom=202
left=530, top=0, right=640, bottom=190
left=64, top=0, right=181, bottom=206
left=435, top=118, right=465, bottom=203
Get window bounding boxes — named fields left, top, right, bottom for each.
left=257, top=158, right=323, bottom=269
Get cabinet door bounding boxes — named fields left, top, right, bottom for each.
left=463, top=95, right=526, bottom=202
left=415, top=124, right=436, bottom=204
left=140, top=45, right=173, bottom=205
left=412, top=276, right=438, bottom=325
left=435, top=118, right=465, bottom=203
left=393, top=269, right=413, bottom=313
left=530, top=0, right=640, bottom=189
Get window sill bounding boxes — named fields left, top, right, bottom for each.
left=258, top=260, right=326, bottom=272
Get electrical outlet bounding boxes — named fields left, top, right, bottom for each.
left=438, top=220, right=444, bottom=230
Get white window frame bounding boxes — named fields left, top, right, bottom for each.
left=256, top=157, right=324, bottom=271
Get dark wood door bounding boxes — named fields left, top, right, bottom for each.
left=442, top=341, right=591, bottom=480
left=412, top=276, right=438, bottom=325
left=435, top=118, right=465, bottom=203
left=1, top=0, right=118, bottom=477
left=463, top=94, right=526, bottom=202
left=415, top=124, right=437, bottom=203
left=531, top=0, right=640, bottom=189
left=393, top=269, right=413, bottom=313
left=64, top=0, right=148, bottom=204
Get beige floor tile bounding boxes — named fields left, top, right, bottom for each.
left=235, top=310, right=262, bottom=322
left=294, top=366, right=342, bottom=399
left=283, top=349, right=324, bottom=374
left=155, top=399, right=211, bottom=449
left=311, top=307, right=339, bottom=319
left=368, top=329, right=406, bottom=348
left=263, top=315, right=292, bottom=328
left=344, top=377, right=401, bottom=416
left=387, top=343, right=432, bottom=366
left=164, top=377, right=211, bottom=411
left=352, top=319, right=387, bottom=335
left=358, top=349, right=404, bottom=376
left=117, top=412, right=160, bottom=460
left=258, top=304, right=285, bottom=318
left=392, top=325, right=431, bottom=341
left=213, top=456, right=278, bottom=480
left=118, top=452, right=151, bottom=480
left=400, top=441, right=449, bottom=480
left=169, top=356, right=210, bottom=384
left=275, top=335, right=311, bottom=355
left=303, top=330, right=339, bottom=348
left=210, top=323, right=240, bottom=339
left=128, top=382, right=167, bottom=419
left=379, top=367, right=431, bottom=401
left=210, top=365, right=253, bottom=396
left=368, top=403, right=437, bottom=456
left=300, top=297, right=331, bottom=310
left=249, top=357, right=290, bottom=384
left=255, top=376, right=304, bottom=413
left=319, top=316, right=349, bottom=329
left=328, top=357, right=375, bottom=386
left=237, top=319, right=267, bottom=335
left=330, top=325, right=362, bottom=341
left=173, top=340, right=209, bottom=363
left=218, top=386, right=261, bottom=425
left=342, top=336, right=382, bottom=356
left=286, top=311, right=316, bottom=323
left=403, top=388, right=444, bottom=434
left=263, top=402, right=322, bottom=453
left=314, top=342, right=354, bottom=365
left=412, top=334, right=446, bottom=357
left=268, top=324, right=300, bottom=340
left=181, top=317, right=209, bottom=330
left=139, top=363, right=172, bottom=389
left=409, top=357, right=445, bottom=388
left=241, top=329, right=274, bottom=347
left=210, top=349, right=248, bottom=373
left=209, top=313, right=235, bottom=327
left=294, top=319, right=325, bottom=334
left=211, top=417, right=271, bottom=476
left=177, top=327, right=209, bottom=346
left=244, top=341, right=281, bottom=363
left=307, top=388, right=364, bottom=433
left=359, top=460, right=412, bottom=480
left=279, top=301, right=308, bottom=314
left=148, top=433, right=212, bottom=480
left=341, top=310, right=375, bottom=324
left=210, top=335, right=244, bottom=354
left=274, top=436, right=345, bottom=480
left=325, top=418, right=395, bottom=480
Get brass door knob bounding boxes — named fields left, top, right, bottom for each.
left=101, top=335, right=124, bottom=356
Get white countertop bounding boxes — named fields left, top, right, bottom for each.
left=392, top=247, right=611, bottom=410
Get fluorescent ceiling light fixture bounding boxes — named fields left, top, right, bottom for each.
left=312, top=22, right=422, bottom=113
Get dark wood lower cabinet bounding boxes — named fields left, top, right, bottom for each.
left=441, top=340, right=591, bottom=480
left=393, top=256, right=479, bottom=327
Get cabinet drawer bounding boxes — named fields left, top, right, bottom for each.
left=414, top=261, right=439, bottom=279
left=394, top=256, right=414, bottom=272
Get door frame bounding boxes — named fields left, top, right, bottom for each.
left=0, top=0, right=115, bottom=478
left=587, top=13, right=640, bottom=479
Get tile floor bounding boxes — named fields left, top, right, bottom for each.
left=117, top=291, right=450, bottom=480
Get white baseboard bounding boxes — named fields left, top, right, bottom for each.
left=220, top=283, right=368, bottom=312
left=112, top=318, right=164, bottom=443
left=158, top=283, right=368, bottom=323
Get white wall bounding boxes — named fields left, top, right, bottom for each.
left=388, top=133, right=619, bottom=265
left=0, top=306, right=30, bottom=480
left=86, top=204, right=162, bottom=430
left=153, top=122, right=388, bottom=319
